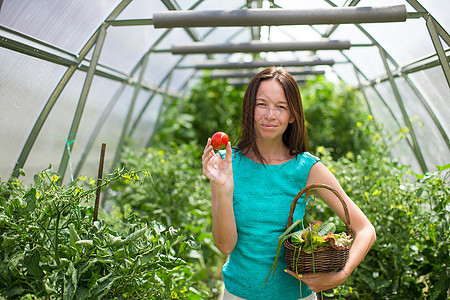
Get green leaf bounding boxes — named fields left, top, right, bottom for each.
left=75, top=287, right=90, bottom=299
left=291, top=228, right=307, bottom=246
left=123, top=226, right=147, bottom=244
left=75, top=240, right=94, bottom=249
left=2, top=285, right=25, bottom=297
left=69, top=223, right=80, bottom=246
left=8, top=252, right=25, bottom=276
left=436, top=163, right=450, bottom=172
left=89, top=273, right=117, bottom=298
left=26, top=250, right=44, bottom=279
left=63, top=261, right=78, bottom=300
left=24, top=188, right=36, bottom=213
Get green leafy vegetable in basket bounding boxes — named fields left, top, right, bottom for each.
left=299, top=221, right=353, bottom=253
left=264, top=220, right=353, bottom=285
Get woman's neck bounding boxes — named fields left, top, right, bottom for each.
left=249, top=139, right=292, bottom=164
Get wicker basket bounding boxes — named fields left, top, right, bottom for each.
left=284, top=183, right=353, bottom=274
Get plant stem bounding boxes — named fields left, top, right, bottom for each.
left=53, top=198, right=61, bottom=266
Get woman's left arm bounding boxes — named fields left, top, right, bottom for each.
left=286, top=162, right=376, bottom=292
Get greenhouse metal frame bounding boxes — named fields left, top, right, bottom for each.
left=0, top=0, right=449, bottom=184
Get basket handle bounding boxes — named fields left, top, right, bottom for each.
left=286, top=183, right=353, bottom=235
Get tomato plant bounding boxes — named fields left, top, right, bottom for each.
left=309, top=117, right=449, bottom=299
left=0, top=168, right=211, bottom=299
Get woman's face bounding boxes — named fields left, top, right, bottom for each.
left=253, top=79, right=294, bottom=142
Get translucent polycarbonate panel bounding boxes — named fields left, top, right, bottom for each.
left=197, top=0, right=246, bottom=10
left=364, top=85, right=400, bottom=136
left=169, top=69, right=198, bottom=91
left=375, top=81, right=407, bottom=129
left=202, top=27, right=249, bottom=44
left=67, top=80, right=137, bottom=182
left=146, top=52, right=193, bottom=85
left=394, top=77, right=450, bottom=170
left=177, top=53, right=206, bottom=70
left=419, top=0, right=450, bottom=30
left=408, top=67, right=450, bottom=135
left=357, top=0, right=414, bottom=10
left=177, top=0, right=203, bottom=10
left=275, top=0, right=331, bottom=9
left=274, top=0, right=354, bottom=37
left=0, top=49, right=68, bottom=181
left=131, top=89, right=154, bottom=126
left=330, top=24, right=373, bottom=45
left=325, top=0, right=347, bottom=6
left=0, top=0, right=120, bottom=53
left=189, top=27, right=213, bottom=39
left=371, top=78, right=450, bottom=172
left=360, top=18, right=436, bottom=66
left=315, top=50, right=346, bottom=63
left=363, top=85, right=422, bottom=172
left=269, top=26, right=322, bottom=43
left=96, top=26, right=167, bottom=74
left=121, top=89, right=154, bottom=149
left=390, top=135, right=423, bottom=172
left=263, top=51, right=302, bottom=62
left=216, top=52, right=252, bottom=63
left=154, top=27, right=196, bottom=50
left=89, top=84, right=137, bottom=174
left=87, top=0, right=172, bottom=74
left=119, top=0, right=167, bottom=19
left=130, top=93, right=165, bottom=150
left=22, top=72, right=122, bottom=184
left=132, top=94, right=165, bottom=149
left=332, top=62, right=359, bottom=86
left=20, top=70, right=84, bottom=183
left=342, top=45, right=386, bottom=79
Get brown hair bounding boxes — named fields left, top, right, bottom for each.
left=237, top=66, right=309, bottom=164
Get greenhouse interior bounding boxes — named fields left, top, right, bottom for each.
left=0, top=0, right=449, bottom=299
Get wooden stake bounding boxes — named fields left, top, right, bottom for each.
left=94, top=143, right=106, bottom=222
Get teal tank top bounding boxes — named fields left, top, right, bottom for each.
left=219, top=149, right=320, bottom=300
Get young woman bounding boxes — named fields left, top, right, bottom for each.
left=202, top=67, right=376, bottom=300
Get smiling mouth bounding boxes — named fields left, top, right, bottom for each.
left=262, top=124, right=277, bottom=129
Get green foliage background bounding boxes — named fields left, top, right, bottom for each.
left=1, top=73, right=448, bottom=299
left=0, top=169, right=211, bottom=299
left=153, top=71, right=245, bottom=147
left=301, top=76, right=373, bottom=159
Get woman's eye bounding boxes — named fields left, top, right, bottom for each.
left=277, top=105, right=286, bottom=110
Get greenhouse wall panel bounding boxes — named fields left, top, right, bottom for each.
left=0, top=0, right=120, bottom=53
left=409, top=67, right=450, bottom=135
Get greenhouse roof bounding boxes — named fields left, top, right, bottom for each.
left=0, top=0, right=449, bottom=183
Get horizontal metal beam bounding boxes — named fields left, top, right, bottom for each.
left=106, top=18, right=153, bottom=26
left=363, top=51, right=450, bottom=85
left=188, top=59, right=334, bottom=69
left=0, top=26, right=78, bottom=66
left=171, top=40, right=351, bottom=54
left=210, top=69, right=325, bottom=78
left=153, top=5, right=407, bottom=28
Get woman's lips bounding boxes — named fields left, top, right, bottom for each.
left=262, top=124, right=277, bottom=130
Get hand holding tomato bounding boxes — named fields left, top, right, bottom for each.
left=202, top=132, right=233, bottom=186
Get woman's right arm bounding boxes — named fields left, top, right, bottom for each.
left=202, top=139, right=237, bottom=254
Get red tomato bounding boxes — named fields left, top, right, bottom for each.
left=211, top=132, right=229, bottom=150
